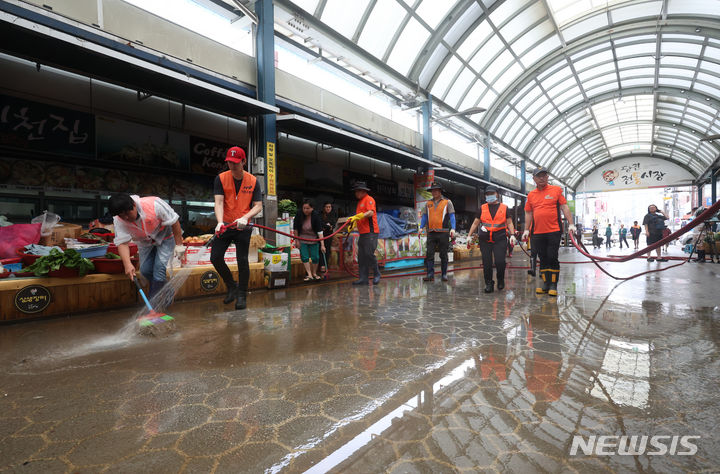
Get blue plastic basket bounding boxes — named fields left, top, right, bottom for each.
left=75, top=245, right=108, bottom=258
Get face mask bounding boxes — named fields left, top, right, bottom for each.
left=486, top=195, right=497, bottom=203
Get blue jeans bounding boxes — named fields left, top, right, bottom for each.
left=138, top=238, right=174, bottom=282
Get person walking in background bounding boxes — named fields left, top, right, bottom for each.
left=630, top=221, right=642, bottom=249
left=591, top=225, right=600, bottom=249
left=618, top=224, right=629, bottom=249
left=662, top=226, right=672, bottom=254
left=348, top=181, right=381, bottom=285
left=320, top=202, right=336, bottom=274
left=605, top=223, right=612, bottom=249
left=643, top=204, right=668, bottom=262
left=420, top=182, right=456, bottom=282
left=292, top=199, right=325, bottom=281
left=522, top=167, right=574, bottom=297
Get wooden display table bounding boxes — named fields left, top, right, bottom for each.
left=0, top=259, right=310, bottom=323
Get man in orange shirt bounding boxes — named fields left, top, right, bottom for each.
left=349, top=181, right=381, bottom=285
left=522, top=167, right=574, bottom=296
left=211, top=146, right=263, bottom=310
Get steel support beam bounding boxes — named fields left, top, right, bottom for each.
left=484, top=135, right=491, bottom=180
left=712, top=169, right=718, bottom=204
left=256, top=0, right=277, bottom=240
left=422, top=97, right=432, bottom=163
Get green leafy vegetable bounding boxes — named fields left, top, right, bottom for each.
left=23, top=248, right=95, bottom=276
left=104, top=253, right=121, bottom=259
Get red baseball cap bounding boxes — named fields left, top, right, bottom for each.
left=225, top=146, right=246, bottom=163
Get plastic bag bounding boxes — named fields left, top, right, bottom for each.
left=0, top=223, right=42, bottom=259
left=31, top=211, right=61, bottom=237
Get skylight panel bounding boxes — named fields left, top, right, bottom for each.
left=662, top=42, right=704, bottom=56
left=520, top=35, right=561, bottom=67
left=458, top=84, right=484, bottom=111
left=444, top=67, right=476, bottom=107
left=457, top=21, right=493, bottom=60
left=610, top=1, right=662, bottom=23
left=387, top=17, right=431, bottom=75
left=483, top=50, right=515, bottom=84
left=470, top=35, right=504, bottom=73
left=431, top=55, right=463, bottom=97
left=287, top=0, right=320, bottom=14
left=490, top=0, right=533, bottom=27
left=615, top=42, right=656, bottom=58
left=499, top=2, right=547, bottom=44
left=561, top=13, right=608, bottom=42
left=321, top=0, right=371, bottom=39
left=574, top=51, right=614, bottom=75
left=493, top=61, right=525, bottom=93
left=511, top=20, right=554, bottom=57
left=358, top=0, right=406, bottom=58
left=416, top=0, right=455, bottom=29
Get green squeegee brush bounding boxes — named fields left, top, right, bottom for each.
left=134, top=277, right=177, bottom=337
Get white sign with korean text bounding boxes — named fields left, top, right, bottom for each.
left=582, top=158, right=693, bottom=192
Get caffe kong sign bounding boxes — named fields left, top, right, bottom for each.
left=15, top=285, right=52, bottom=314
left=190, top=136, right=234, bottom=176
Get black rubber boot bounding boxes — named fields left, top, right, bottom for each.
left=235, top=290, right=247, bottom=310
left=536, top=270, right=551, bottom=294
left=223, top=284, right=238, bottom=304
left=484, top=281, right=494, bottom=293
left=548, top=270, right=559, bottom=296
left=497, top=280, right=505, bottom=290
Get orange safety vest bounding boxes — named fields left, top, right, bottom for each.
left=427, top=199, right=450, bottom=232
left=219, top=170, right=257, bottom=223
left=480, top=202, right=507, bottom=243
left=122, top=196, right=172, bottom=244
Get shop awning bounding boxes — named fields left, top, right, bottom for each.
left=0, top=2, right=278, bottom=119
left=276, top=114, right=434, bottom=171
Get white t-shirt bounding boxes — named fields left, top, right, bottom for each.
left=113, top=195, right=179, bottom=247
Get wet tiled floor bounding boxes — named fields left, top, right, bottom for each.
left=1, top=247, right=719, bottom=473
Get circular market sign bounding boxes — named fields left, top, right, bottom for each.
left=14, top=285, right=52, bottom=314
left=200, top=271, right=220, bottom=292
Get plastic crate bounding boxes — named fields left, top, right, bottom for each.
left=1, top=257, right=22, bottom=272
left=107, top=243, right=138, bottom=257
left=91, top=256, right=138, bottom=274
left=75, top=245, right=108, bottom=258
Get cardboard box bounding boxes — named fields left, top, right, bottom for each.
left=265, top=270, right=289, bottom=289
left=261, top=250, right=290, bottom=272
left=40, top=223, right=82, bottom=247
left=183, top=244, right=237, bottom=267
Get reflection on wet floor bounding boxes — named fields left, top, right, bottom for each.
left=1, top=249, right=719, bottom=473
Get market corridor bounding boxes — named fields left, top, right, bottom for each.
left=1, top=250, right=719, bottom=473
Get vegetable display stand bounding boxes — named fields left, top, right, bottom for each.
left=48, top=266, right=81, bottom=278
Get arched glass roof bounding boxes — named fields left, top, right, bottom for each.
left=275, top=0, right=720, bottom=189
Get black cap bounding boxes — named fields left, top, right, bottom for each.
left=484, top=185, right=498, bottom=194
left=351, top=181, right=371, bottom=191
left=428, top=182, right=443, bottom=191
left=532, top=166, right=549, bottom=176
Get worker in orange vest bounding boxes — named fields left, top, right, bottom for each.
left=521, top=167, right=574, bottom=296
left=468, top=186, right=517, bottom=293
left=211, top=146, right=263, bottom=310
left=420, top=182, right=456, bottom=282
left=110, top=193, right=186, bottom=298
